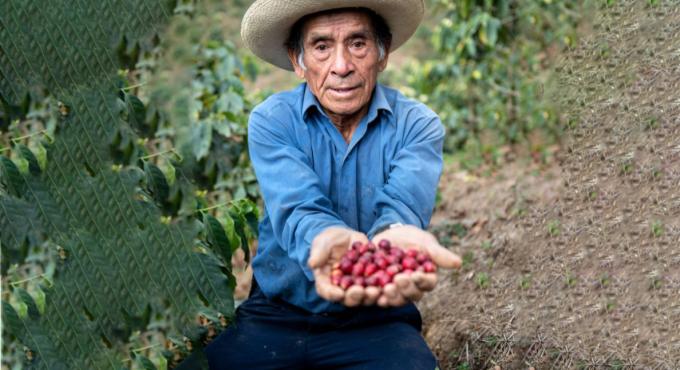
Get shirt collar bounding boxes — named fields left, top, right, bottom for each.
left=302, top=82, right=393, bottom=123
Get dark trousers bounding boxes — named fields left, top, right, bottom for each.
left=204, top=279, right=438, bottom=370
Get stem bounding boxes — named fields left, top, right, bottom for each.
left=132, top=343, right=160, bottom=353
left=196, top=202, right=230, bottom=213
left=139, top=148, right=181, bottom=161
left=10, top=274, right=45, bottom=286
left=121, top=82, right=147, bottom=91
left=11, top=130, right=47, bottom=142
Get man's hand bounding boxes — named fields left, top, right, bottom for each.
left=371, top=224, right=461, bottom=307
left=308, top=227, right=374, bottom=307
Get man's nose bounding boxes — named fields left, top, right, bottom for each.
left=331, top=47, right=354, bottom=77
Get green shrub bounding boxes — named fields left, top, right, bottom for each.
left=1, top=1, right=259, bottom=368
left=397, top=0, right=584, bottom=155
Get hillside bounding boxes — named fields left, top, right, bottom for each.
left=422, top=2, right=680, bottom=368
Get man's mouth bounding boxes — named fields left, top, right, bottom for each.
left=329, top=86, right=359, bottom=96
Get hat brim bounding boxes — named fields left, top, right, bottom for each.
left=241, top=0, right=424, bottom=71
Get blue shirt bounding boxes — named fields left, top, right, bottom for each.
left=248, top=82, right=444, bottom=313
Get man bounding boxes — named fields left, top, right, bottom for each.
left=205, top=1, right=461, bottom=368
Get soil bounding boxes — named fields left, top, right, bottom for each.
left=420, top=2, right=680, bottom=369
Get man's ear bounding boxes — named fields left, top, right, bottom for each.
left=287, top=48, right=306, bottom=79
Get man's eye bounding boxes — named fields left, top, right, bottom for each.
left=353, top=41, right=365, bottom=48
left=316, top=44, right=328, bottom=51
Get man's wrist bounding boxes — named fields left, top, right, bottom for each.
left=373, top=222, right=404, bottom=236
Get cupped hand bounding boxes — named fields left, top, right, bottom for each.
left=371, top=224, right=461, bottom=307
left=307, top=227, right=369, bottom=307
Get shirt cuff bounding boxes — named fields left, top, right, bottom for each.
left=367, top=214, right=405, bottom=239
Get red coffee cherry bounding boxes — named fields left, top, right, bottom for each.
left=340, top=276, right=353, bottom=290
left=402, top=256, right=418, bottom=271
left=331, top=242, right=437, bottom=297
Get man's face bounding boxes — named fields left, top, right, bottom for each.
left=289, top=11, right=388, bottom=118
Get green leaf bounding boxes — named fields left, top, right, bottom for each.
left=231, top=199, right=259, bottom=235
left=145, top=162, right=169, bottom=205
left=212, top=120, right=233, bottom=138
left=222, top=213, right=241, bottom=253
left=15, top=300, right=29, bottom=319
left=160, top=161, right=176, bottom=186
left=225, top=199, right=259, bottom=263
left=229, top=208, right=250, bottom=263
left=15, top=288, right=40, bottom=320
left=13, top=157, right=30, bottom=175
left=135, top=355, right=157, bottom=370
left=34, top=143, right=49, bottom=172
left=482, top=18, right=500, bottom=46
left=157, top=355, right=168, bottom=370
left=122, top=303, right=152, bottom=333
left=17, top=144, right=41, bottom=175
left=33, top=287, right=46, bottom=315
left=1, top=156, right=26, bottom=196
left=464, top=37, right=477, bottom=57
left=216, top=91, right=244, bottom=114
left=204, top=214, right=232, bottom=263
left=0, top=196, right=42, bottom=269
left=191, top=123, right=212, bottom=160
left=2, top=301, right=24, bottom=333
left=125, top=93, right=147, bottom=131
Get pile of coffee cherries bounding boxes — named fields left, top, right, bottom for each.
left=331, top=240, right=436, bottom=290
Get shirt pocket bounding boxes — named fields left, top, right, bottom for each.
left=358, top=150, right=386, bottom=221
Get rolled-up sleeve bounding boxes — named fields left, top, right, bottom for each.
left=248, top=108, right=346, bottom=280
left=367, top=114, right=444, bottom=238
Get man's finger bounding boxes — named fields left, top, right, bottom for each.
left=387, top=291, right=407, bottom=306
left=343, top=285, right=365, bottom=307
left=350, top=233, right=370, bottom=246
left=362, top=286, right=381, bottom=306
left=377, top=294, right=389, bottom=307
left=308, top=230, right=349, bottom=269
left=394, top=273, right=424, bottom=301
left=425, top=244, right=462, bottom=269
left=381, top=283, right=406, bottom=306
left=411, top=271, right=437, bottom=291
left=314, top=268, right=345, bottom=302
left=383, top=283, right=399, bottom=299
left=318, top=281, right=345, bottom=302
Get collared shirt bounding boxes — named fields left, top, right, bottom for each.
left=248, top=82, right=444, bottom=313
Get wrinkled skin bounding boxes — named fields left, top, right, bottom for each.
left=287, top=10, right=387, bottom=142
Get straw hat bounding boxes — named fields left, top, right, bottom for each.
left=241, top=0, right=425, bottom=71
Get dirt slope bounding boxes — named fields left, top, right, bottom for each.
left=422, top=2, right=680, bottom=369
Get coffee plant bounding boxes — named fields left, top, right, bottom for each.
left=1, top=0, right=258, bottom=368
left=397, top=0, right=584, bottom=159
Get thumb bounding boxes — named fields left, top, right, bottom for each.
left=308, top=229, right=349, bottom=268
left=308, top=244, right=330, bottom=269
left=426, top=242, right=462, bottom=269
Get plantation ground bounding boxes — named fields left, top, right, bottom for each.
left=421, top=2, right=680, bottom=369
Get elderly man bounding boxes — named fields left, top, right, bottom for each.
left=205, top=1, right=461, bottom=369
